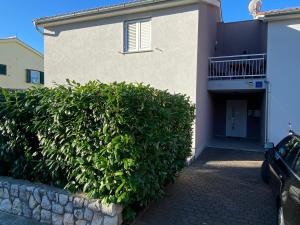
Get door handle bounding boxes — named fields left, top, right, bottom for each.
left=279, top=174, right=283, bottom=181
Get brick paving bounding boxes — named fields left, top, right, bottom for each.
left=133, top=148, right=277, bottom=225
left=0, top=211, right=43, bottom=225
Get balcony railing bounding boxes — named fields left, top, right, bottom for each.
left=208, top=54, right=267, bottom=80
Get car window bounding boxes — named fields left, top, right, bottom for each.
left=294, top=154, right=300, bottom=176
left=275, top=136, right=300, bottom=166
left=275, top=136, right=292, bottom=159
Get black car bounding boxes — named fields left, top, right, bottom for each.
left=261, top=134, right=300, bottom=225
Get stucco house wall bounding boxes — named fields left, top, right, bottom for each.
left=0, top=39, right=44, bottom=89
left=43, top=2, right=220, bottom=158
left=267, top=18, right=300, bottom=145
left=195, top=3, right=218, bottom=158
left=44, top=4, right=200, bottom=100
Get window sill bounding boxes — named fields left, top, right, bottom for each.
left=120, top=49, right=153, bottom=55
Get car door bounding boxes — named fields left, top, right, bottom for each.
left=269, top=136, right=292, bottom=197
left=282, top=152, right=300, bottom=225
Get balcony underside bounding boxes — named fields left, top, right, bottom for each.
left=208, top=78, right=266, bottom=92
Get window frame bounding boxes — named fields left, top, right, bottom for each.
left=0, top=64, right=7, bottom=75
left=294, top=152, right=300, bottom=177
left=26, top=69, right=44, bottom=84
left=124, top=18, right=152, bottom=53
left=275, top=135, right=300, bottom=178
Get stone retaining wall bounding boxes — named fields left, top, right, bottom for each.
left=0, top=177, right=122, bottom=225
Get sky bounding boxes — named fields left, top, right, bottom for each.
left=0, top=0, right=300, bottom=53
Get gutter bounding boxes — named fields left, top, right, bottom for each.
left=33, top=21, right=46, bottom=35
left=34, top=0, right=220, bottom=28
left=256, top=10, right=300, bottom=21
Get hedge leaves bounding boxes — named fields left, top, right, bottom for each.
left=0, top=81, right=195, bottom=220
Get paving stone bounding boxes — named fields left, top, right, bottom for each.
left=29, top=195, right=38, bottom=209
left=41, top=195, right=51, bottom=210
left=84, top=207, right=94, bottom=221
left=74, top=208, right=84, bottom=219
left=22, top=202, right=32, bottom=218
left=32, top=205, right=41, bottom=221
left=33, top=188, right=41, bottom=203
left=63, top=213, right=74, bottom=225
left=52, top=202, right=64, bottom=214
left=133, top=148, right=277, bottom=225
left=0, top=199, right=12, bottom=213
left=91, top=212, right=103, bottom=225
left=19, top=185, right=27, bottom=201
left=52, top=213, right=63, bottom=225
left=41, top=209, right=51, bottom=223
left=76, top=220, right=87, bottom=225
left=0, top=211, right=43, bottom=225
left=64, top=202, right=73, bottom=213
left=58, top=194, right=68, bottom=206
left=11, top=198, right=22, bottom=215
left=10, top=185, right=19, bottom=198
left=103, top=215, right=118, bottom=225
left=73, top=197, right=84, bottom=208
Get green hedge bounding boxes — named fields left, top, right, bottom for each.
left=0, top=81, right=195, bottom=220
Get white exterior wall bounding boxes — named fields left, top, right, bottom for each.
left=267, top=19, right=300, bottom=145
left=44, top=3, right=219, bottom=158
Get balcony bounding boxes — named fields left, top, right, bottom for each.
left=208, top=54, right=267, bottom=80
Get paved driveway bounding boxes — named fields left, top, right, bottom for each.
left=133, top=148, right=277, bottom=225
left=0, top=211, right=42, bottom=225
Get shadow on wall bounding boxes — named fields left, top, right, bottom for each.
left=215, top=20, right=268, bottom=56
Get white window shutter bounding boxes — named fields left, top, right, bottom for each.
left=126, top=22, right=138, bottom=52
left=140, top=20, right=151, bottom=50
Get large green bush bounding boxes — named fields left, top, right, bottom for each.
left=0, top=81, right=194, bottom=220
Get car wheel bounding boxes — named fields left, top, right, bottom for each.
left=278, top=206, right=285, bottom=225
left=261, top=160, right=270, bottom=183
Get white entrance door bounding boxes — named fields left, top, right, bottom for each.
left=226, top=100, right=247, bottom=138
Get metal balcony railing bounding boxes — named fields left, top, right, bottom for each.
left=208, top=54, right=267, bottom=80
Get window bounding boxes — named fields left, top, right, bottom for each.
left=124, top=18, right=151, bottom=52
left=276, top=136, right=300, bottom=166
left=0, top=64, right=7, bottom=75
left=294, top=154, right=300, bottom=176
left=26, top=69, right=44, bottom=84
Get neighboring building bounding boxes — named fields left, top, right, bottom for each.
left=0, top=37, right=44, bottom=89
left=34, top=0, right=300, bottom=159
left=256, top=8, right=300, bottom=145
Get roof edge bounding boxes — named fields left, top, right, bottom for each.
left=34, top=0, right=220, bottom=27
left=256, top=7, right=300, bottom=21
left=0, top=37, right=43, bottom=58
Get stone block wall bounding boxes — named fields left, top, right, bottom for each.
left=0, top=177, right=122, bottom=225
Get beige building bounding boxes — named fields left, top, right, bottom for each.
left=0, top=37, right=44, bottom=89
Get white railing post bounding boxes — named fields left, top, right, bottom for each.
left=208, top=54, right=267, bottom=80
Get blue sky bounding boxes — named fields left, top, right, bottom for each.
left=1, top=0, right=300, bottom=53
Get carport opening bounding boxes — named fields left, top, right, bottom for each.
left=209, top=91, right=266, bottom=151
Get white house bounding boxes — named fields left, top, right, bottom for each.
left=256, top=8, right=300, bottom=146
left=33, top=0, right=300, bottom=159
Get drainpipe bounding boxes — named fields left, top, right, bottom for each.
left=264, top=80, right=270, bottom=143
left=33, top=21, right=45, bottom=35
